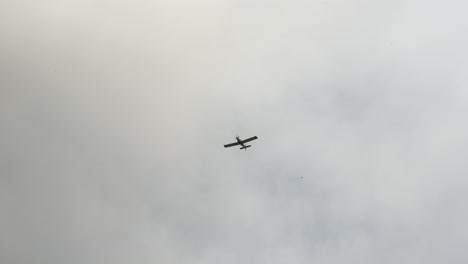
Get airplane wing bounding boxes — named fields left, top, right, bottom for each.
left=224, top=142, right=240, bottom=148
left=240, top=136, right=258, bottom=144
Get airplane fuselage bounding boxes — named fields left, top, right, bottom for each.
left=236, top=136, right=246, bottom=148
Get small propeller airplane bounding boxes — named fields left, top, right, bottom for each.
left=224, top=135, right=258, bottom=150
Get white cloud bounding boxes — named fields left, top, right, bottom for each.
left=1, top=0, right=468, bottom=263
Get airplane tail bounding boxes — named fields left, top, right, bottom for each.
left=240, top=145, right=251, bottom=150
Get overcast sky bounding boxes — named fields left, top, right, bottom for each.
left=1, top=0, right=468, bottom=263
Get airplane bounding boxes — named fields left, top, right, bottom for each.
left=224, top=135, right=258, bottom=150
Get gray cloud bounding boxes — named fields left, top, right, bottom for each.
left=1, top=0, right=468, bottom=263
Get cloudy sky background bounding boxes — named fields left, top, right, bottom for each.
left=2, top=0, right=468, bottom=263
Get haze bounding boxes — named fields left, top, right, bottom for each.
left=1, top=0, right=468, bottom=263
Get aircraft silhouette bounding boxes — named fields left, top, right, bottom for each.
left=224, top=135, right=258, bottom=150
